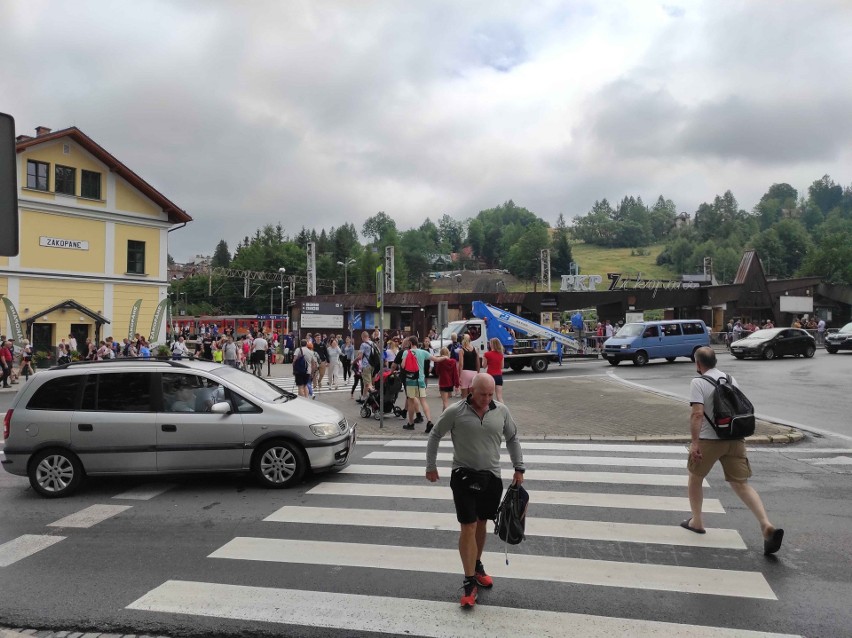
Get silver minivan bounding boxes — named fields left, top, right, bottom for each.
left=2, top=359, right=355, bottom=497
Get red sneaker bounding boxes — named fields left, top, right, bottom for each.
left=460, top=579, right=478, bottom=608
left=474, top=561, right=493, bottom=588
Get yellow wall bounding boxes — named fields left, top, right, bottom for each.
left=19, top=140, right=107, bottom=207
left=113, top=224, right=161, bottom=277
left=116, top=178, right=161, bottom=217
left=20, top=210, right=106, bottom=272
left=113, top=285, right=162, bottom=340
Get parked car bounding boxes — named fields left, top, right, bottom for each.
left=730, top=328, right=816, bottom=360
left=2, top=359, right=355, bottom=498
left=825, top=322, right=852, bottom=354
left=602, top=319, right=710, bottom=366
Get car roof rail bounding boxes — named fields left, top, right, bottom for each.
left=54, top=359, right=190, bottom=370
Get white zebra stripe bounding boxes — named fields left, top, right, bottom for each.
left=306, top=481, right=726, bottom=513
left=381, top=440, right=689, bottom=454
left=0, top=534, right=65, bottom=567
left=209, top=538, right=775, bottom=599
left=366, top=451, right=686, bottom=468
left=128, top=580, right=800, bottom=637
left=46, top=504, right=132, bottom=529
left=340, top=464, right=706, bottom=487
left=264, top=506, right=745, bottom=549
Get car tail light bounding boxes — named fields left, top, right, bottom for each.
left=3, top=409, right=11, bottom=439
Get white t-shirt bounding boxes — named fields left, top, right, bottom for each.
left=689, top=368, right=739, bottom=440
left=252, top=337, right=269, bottom=352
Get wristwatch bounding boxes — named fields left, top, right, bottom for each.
left=514, top=467, right=525, bottom=474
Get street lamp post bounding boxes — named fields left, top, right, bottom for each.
left=278, top=268, right=286, bottom=315
left=337, top=258, right=356, bottom=294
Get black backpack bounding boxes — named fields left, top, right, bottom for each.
left=700, top=374, right=756, bottom=439
left=293, top=349, right=309, bottom=375
left=368, top=342, right=382, bottom=370
left=494, top=483, right=530, bottom=556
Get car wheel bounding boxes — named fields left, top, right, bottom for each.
left=804, top=345, right=816, bottom=358
left=608, top=358, right=620, bottom=366
left=254, top=440, right=307, bottom=488
left=733, top=354, right=745, bottom=360
left=28, top=448, right=84, bottom=498
left=826, top=347, right=838, bottom=354
left=530, top=357, right=548, bottom=373
left=632, top=351, right=648, bottom=366
left=763, top=347, right=775, bottom=360
left=509, top=362, right=525, bottom=373
left=665, top=357, right=676, bottom=363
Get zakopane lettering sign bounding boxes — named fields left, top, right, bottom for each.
left=39, top=236, right=89, bottom=250
left=560, top=273, right=700, bottom=298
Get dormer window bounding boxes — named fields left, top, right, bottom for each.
left=26, top=160, right=49, bottom=191
left=55, top=165, right=76, bottom=195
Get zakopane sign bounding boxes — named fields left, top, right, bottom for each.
left=560, top=273, right=700, bottom=299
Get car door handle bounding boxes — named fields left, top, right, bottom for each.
left=77, top=423, right=93, bottom=432
left=161, top=424, right=177, bottom=432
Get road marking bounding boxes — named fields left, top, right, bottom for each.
left=128, top=580, right=800, bottom=637
left=340, top=464, right=706, bottom=487
left=810, top=456, right=852, bottom=465
left=265, top=506, right=745, bottom=549
left=113, top=484, right=177, bottom=500
left=46, top=504, right=132, bottom=528
left=381, top=440, right=689, bottom=454
left=306, top=482, right=726, bottom=513
left=209, top=538, right=775, bottom=599
left=0, top=534, right=65, bottom=567
left=366, top=451, right=686, bottom=468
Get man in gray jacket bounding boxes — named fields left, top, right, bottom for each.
left=426, top=373, right=525, bottom=608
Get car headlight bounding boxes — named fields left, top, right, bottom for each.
left=620, top=344, right=629, bottom=349
left=310, top=422, right=340, bottom=438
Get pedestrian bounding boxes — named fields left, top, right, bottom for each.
left=354, top=331, right=375, bottom=402
left=223, top=336, right=238, bottom=368
left=425, top=373, right=526, bottom=608
left=458, top=334, right=481, bottom=399
left=571, top=310, right=585, bottom=351
left=292, top=339, right=315, bottom=398
left=435, top=346, right=460, bottom=411
left=172, top=336, right=189, bottom=360
left=482, top=338, right=505, bottom=403
left=327, top=338, right=342, bottom=390
left=0, top=339, right=13, bottom=388
left=341, top=336, right=354, bottom=382
left=683, top=347, right=784, bottom=554
left=400, top=336, right=447, bottom=433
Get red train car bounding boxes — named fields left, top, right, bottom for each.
left=170, top=315, right=288, bottom=339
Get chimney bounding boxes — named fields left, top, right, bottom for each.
left=35, top=126, right=52, bottom=137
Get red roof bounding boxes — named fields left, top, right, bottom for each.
left=16, top=126, right=191, bottom=224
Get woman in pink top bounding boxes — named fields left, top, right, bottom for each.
left=482, top=337, right=505, bottom=402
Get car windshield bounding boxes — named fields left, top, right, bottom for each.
left=838, top=322, right=852, bottom=334
left=615, top=324, right=644, bottom=338
left=214, top=366, right=296, bottom=402
left=746, top=328, right=783, bottom=339
left=439, top=325, right=463, bottom=340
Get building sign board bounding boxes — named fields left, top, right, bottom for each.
left=560, top=273, right=700, bottom=299
left=301, top=301, right=344, bottom=329
left=40, top=236, right=89, bottom=250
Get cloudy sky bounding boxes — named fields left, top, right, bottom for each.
left=3, top=0, right=850, bottom=262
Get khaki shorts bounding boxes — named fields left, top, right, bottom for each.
left=361, top=365, right=373, bottom=385
left=405, top=384, right=427, bottom=398
left=687, top=439, right=752, bottom=482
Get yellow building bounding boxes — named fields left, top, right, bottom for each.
left=0, top=125, right=191, bottom=358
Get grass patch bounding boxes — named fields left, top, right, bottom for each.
left=570, top=242, right=675, bottom=279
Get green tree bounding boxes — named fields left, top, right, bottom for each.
left=466, top=218, right=485, bottom=259
left=506, top=223, right=550, bottom=283
left=799, top=215, right=852, bottom=284
left=362, top=212, right=398, bottom=245
left=211, top=240, right=231, bottom=267
left=755, top=183, right=797, bottom=231
left=438, top=214, right=464, bottom=252
left=551, top=213, right=573, bottom=275
left=808, top=174, right=843, bottom=215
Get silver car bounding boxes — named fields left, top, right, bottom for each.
left=1, top=359, right=355, bottom=497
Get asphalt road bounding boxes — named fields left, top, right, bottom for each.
left=1, top=357, right=850, bottom=637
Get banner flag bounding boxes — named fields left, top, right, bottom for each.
left=128, top=299, right=143, bottom=340
left=148, top=298, right=169, bottom=343
left=1, top=297, right=25, bottom=344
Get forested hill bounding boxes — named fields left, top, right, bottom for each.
left=173, top=176, right=851, bottom=316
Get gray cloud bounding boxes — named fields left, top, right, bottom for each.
left=2, top=0, right=850, bottom=261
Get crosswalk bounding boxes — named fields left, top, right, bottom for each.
left=127, top=440, right=799, bottom=637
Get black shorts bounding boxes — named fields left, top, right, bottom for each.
left=492, top=374, right=503, bottom=386
left=251, top=351, right=266, bottom=364
left=294, top=372, right=311, bottom=386
left=450, top=467, right=503, bottom=524
left=439, top=385, right=454, bottom=393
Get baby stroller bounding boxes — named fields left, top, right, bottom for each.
left=359, top=369, right=406, bottom=419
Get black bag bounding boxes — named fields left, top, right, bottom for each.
left=293, top=349, right=309, bottom=375
left=368, top=343, right=382, bottom=370
left=453, top=467, right=493, bottom=492
left=700, top=374, right=756, bottom=439
left=494, top=483, right=529, bottom=546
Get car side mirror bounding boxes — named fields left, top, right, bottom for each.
left=210, top=401, right=231, bottom=414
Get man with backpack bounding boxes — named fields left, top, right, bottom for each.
left=425, top=373, right=526, bottom=608
left=292, top=339, right=316, bottom=398
left=684, top=347, right=784, bottom=555
left=354, top=331, right=380, bottom=403
left=398, top=336, right=448, bottom=433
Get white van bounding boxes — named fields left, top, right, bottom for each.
left=602, top=319, right=710, bottom=366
